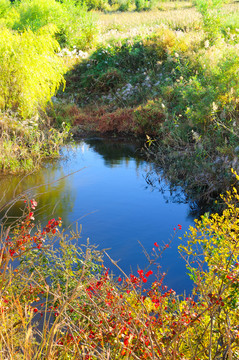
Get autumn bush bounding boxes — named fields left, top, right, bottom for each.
left=1, top=170, right=239, bottom=359
left=0, top=25, right=65, bottom=118
left=54, top=102, right=166, bottom=135
left=133, top=100, right=165, bottom=134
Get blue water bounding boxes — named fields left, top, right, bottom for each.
left=1, top=138, right=196, bottom=295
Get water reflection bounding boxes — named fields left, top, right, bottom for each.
left=0, top=162, right=76, bottom=225
left=84, top=137, right=143, bottom=168
left=0, top=138, right=197, bottom=294
left=143, top=167, right=212, bottom=217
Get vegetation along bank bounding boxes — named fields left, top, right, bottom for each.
left=1, top=0, right=239, bottom=358
left=54, top=0, right=239, bottom=210
left=0, top=0, right=239, bottom=208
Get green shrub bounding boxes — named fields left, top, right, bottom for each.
left=0, top=0, right=10, bottom=17
left=193, top=0, right=225, bottom=41
left=135, top=0, right=153, bottom=11
left=11, top=0, right=99, bottom=49
left=12, top=0, right=64, bottom=32
left=0, top=0, right=19, bottom=27
left=118, top=0, right=131, bottom=11
left=83, top=0, right=108, bottom=10
left=0, top=25, right=65, bottom=118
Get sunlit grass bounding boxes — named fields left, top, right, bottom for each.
left=98, top=7, right=200, bottom=41
left=97, top=1, right=239, bottom=42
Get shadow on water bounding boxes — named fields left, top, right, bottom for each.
left=143, top=168, right=215, bottom=218
left=83, top=137, right=144, bottom=168
left=84, top=137, right=209, bottom=219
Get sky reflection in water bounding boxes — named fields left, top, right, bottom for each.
left=0, top=138, right=196, bottom=295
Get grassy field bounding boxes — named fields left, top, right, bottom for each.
left=98, top=1, right=239, bottom=42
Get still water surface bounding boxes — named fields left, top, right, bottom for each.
left=0, top=138, right=196, bottom=294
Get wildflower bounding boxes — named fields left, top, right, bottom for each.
left=154, top=242, right=159, bottom=247
left=118, top=277, right=122, bottom=282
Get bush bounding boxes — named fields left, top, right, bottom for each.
left=193, top=0, right=225, bottom=41
left=168, top=44, right=239, bottom=127
left=118, top=0, right=131, bottom=12
left=12, top=0, right=64, bottom=32
left=0, top=25, right=65, bottom=118
left=83, top=0, right=108, bottom=11
left=133, top=99, right=165, bottom=134
left=0, top=0, right=19, bottom=27
left=10, top=0, right=99, bottom=49
left=135, top=0, right=153, bottom=11
left=0, top=0, right=10, bottom=17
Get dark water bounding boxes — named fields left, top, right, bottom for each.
left=0, top=138, right=197, bottom=295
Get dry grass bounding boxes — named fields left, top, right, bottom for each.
left=98, top=7, right=200, bottom=41
left=97, top=1, right=239, bottom=42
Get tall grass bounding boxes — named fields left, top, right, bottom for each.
left=0, top=112, right=70, bottom=174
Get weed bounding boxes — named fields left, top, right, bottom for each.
left=0, top=112, right=69, bottom=174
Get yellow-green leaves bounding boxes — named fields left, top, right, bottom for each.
left=0, top=26, right=66, bottom=118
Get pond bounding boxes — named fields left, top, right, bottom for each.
left=0, top=137, right=197, bottom=295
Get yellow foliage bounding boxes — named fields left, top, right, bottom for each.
left=0, top=25, right=66, bottom=118
left=178, top=168, right=239, bottom=358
